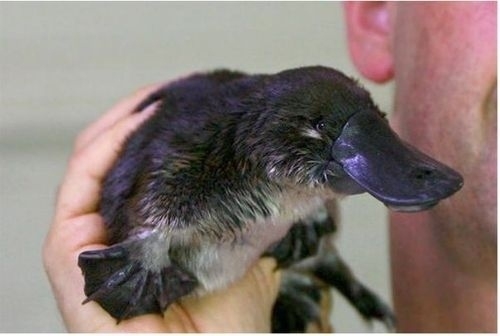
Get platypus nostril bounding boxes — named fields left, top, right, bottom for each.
left=414, top=168, right=434, bottom=180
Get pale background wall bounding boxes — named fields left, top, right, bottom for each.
left=0, top=2, right=395, bottom=332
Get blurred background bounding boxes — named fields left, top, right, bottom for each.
left=0, top=2, right=394, bottom=332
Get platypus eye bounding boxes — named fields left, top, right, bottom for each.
left=314, top=119, right=326, bottom=131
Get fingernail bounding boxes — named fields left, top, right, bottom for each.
left=141, top=101, right=160, bottom=116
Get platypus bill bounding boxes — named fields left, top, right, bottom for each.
left=78, top=66, right=463, bottom=328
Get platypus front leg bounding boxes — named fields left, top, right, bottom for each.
left=78, top=236, right=198, bottom=322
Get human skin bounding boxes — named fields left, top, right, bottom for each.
left=344, top=2, right=497, bottom=332
left=42, top=85, right=281, bottom=332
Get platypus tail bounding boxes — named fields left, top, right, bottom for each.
left=78, top=243, right=197, bottom=322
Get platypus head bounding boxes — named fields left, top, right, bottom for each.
left=250, top=66, right=463, bottom=211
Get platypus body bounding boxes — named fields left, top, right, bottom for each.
left=79, top=66, right=463, bottom=330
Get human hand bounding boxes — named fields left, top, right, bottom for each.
left=43, top=85, right=281, bottom=332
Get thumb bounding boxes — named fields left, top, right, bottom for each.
left=165, top=257, right=282, bottom=332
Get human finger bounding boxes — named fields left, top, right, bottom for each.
left=55, top=102, right=157, bottom=223
left=165, top=258, right=282, bottom=332
left=73, top=83, right=162, bottom=153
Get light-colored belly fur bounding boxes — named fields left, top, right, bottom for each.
left=188, top=186, right=337, bottom=293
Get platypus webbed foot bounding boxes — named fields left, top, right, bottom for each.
left=78, top=244, right=197, bottom=322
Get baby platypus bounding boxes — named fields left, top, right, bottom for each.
left=78, top=66, right=463, bottom=329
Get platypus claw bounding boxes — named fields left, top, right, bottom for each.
left=78, top=244, right=197, bottom=321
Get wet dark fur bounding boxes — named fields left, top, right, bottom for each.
left=100, top=67, right=377, bottom=243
